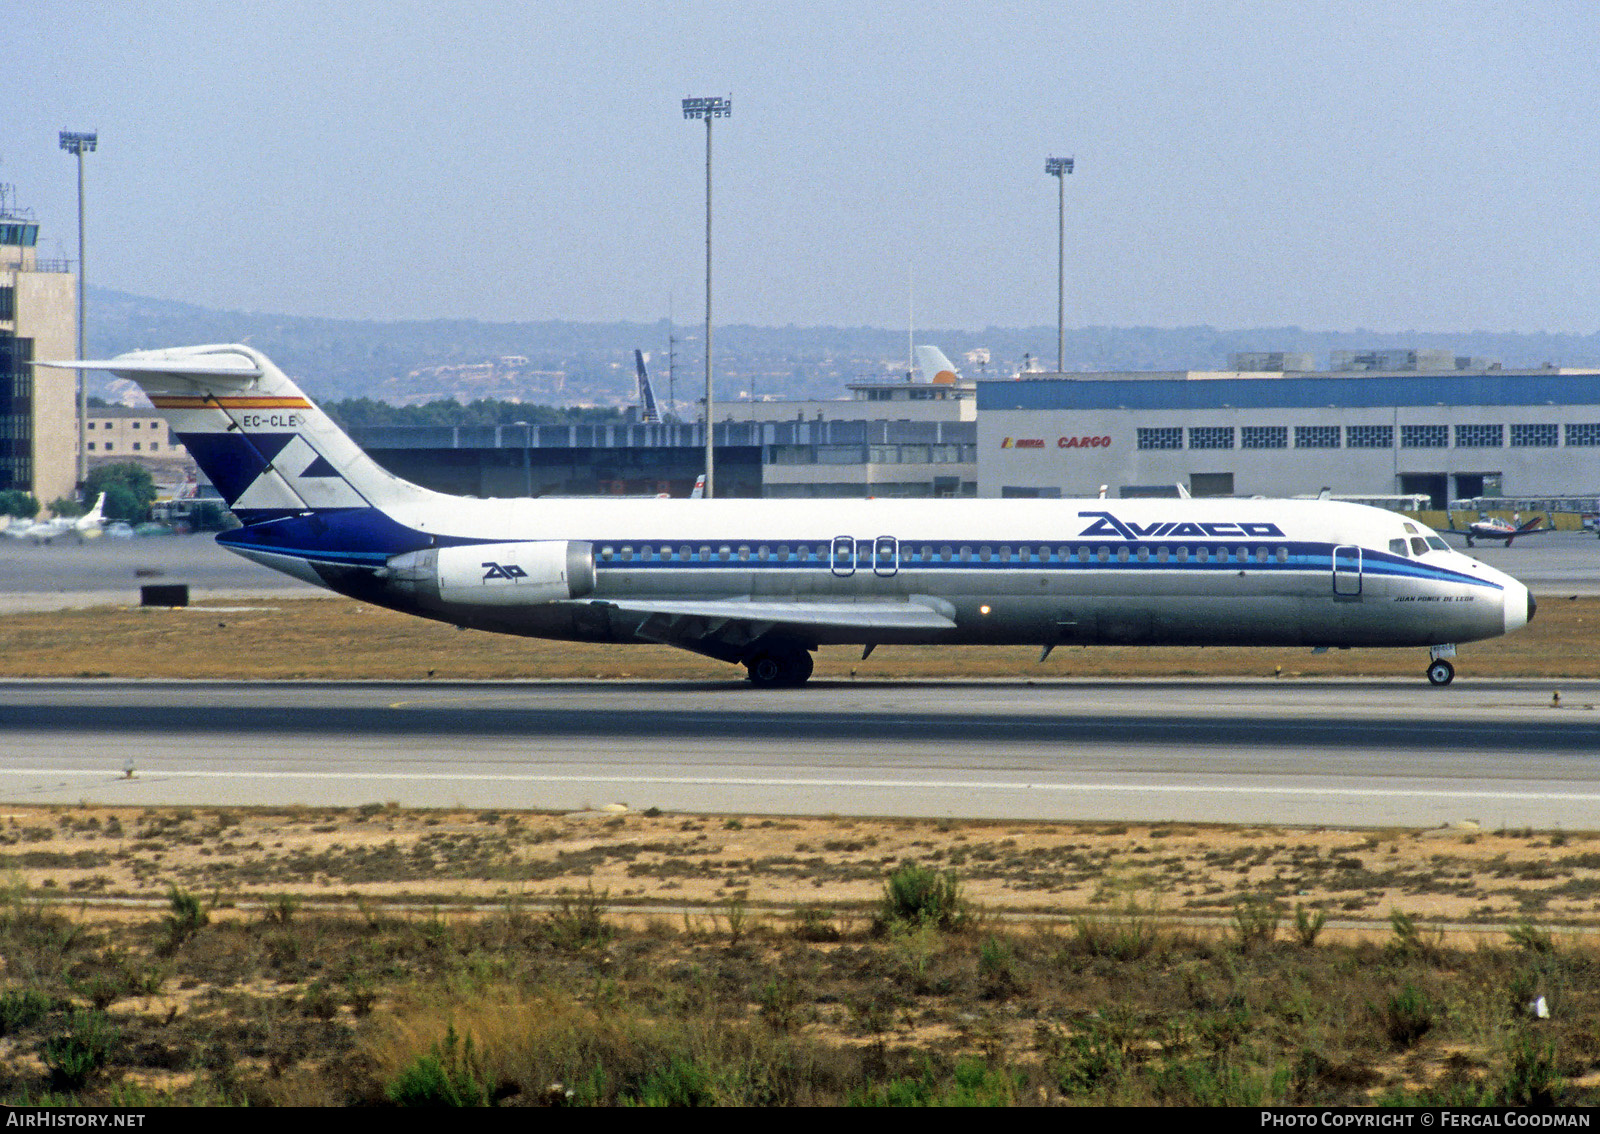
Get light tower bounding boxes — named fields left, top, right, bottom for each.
left=59, top=130, right=97, bottom=492
left=1046, top=155, right=1073, bottom=375
left=681, top=95, right=730, bottom=497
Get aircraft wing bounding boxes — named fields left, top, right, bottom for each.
left=596, top=597, right=957, bottom=632
left=590, top=596, right=957, bottom=658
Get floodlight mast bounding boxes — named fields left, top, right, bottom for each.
left=1046, top=155, right=1073, bottom=375
left=59, top=131, right=97, bottom=492
left=681, top=96, right=730, bottom=498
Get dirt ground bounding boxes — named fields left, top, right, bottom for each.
left=0, top=592, right=1596, bottom=680
left=3, top=804, right=1597, bottom=936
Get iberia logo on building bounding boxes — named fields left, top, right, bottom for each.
left=1000, top=437, right=1047, bottom=449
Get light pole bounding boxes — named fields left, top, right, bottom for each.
left=60, top=130, right=97, bottom=493
left=1046, top=155, right=1073, bottom=375
left=681, top=95, right=730, bottom=498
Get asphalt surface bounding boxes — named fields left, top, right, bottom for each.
left=4, top=678, right=1599, bottom=827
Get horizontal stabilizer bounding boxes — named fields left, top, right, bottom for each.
left=40, top=354, right=263, bottom=381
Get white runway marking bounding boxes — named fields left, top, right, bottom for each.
left=3, top=766, right=1598, bottom=805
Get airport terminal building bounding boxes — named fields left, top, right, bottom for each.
left=979, top=356, right=1600, bottom=507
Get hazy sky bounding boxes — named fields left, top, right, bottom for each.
left=8, top=1, right=1598, bottom=334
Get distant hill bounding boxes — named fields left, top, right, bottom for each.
left=83, top=286, right=1600, bottom=407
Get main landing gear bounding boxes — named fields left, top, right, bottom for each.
left=744, top=645, right=814, bottom=688
left=1426, top=644, right=1457, bottom=686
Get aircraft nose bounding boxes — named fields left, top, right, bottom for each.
left=1503, top=577, right=1532, bottom=635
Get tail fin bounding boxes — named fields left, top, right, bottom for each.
left=634, top=349, right=660, bottom=423
left=913, top=345, right=960, bottom=384
left=78, top=493, right=105, bottom=528
left=43, top=344, right=433, bottom=524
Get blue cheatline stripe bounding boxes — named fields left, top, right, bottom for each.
left=221, top=512, right=1503, bottom=593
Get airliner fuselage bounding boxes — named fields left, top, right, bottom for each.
left=50, top=345, right=1533, bottom=687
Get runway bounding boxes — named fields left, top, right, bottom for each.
left=4, top=678, right=1599, bottom=828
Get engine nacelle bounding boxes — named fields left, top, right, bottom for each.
left=386, top=541, right=594, bottom=606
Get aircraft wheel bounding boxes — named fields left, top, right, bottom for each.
left=746, top=647, right=812, bottom=687
left=1426, top=659, right=1455, bottom=686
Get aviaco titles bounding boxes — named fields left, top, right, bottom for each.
left=50, top=346, right=1533, bottom=687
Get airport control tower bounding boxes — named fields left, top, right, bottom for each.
left=0, top=184, right=76, bottom=509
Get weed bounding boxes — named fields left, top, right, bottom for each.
left=386, top=1024, right=488, bottom=1107
left=849, top=1057, right=1024, bottom=1106
left=791, top=904, right=841, bottom=942
left=978, top=935, right=1021, bottom=998
left=1386, top=908, right=1441, bottom=961
left=40, top=1009, right=119, bottom=1091
left=755, top=974, right=804, bottom=1032
left=879, top=860, right=966, bottom=932
left=0, top=987, right=58, bottom=1036
left=1292, top=903, right=1326, bottom=947
left=1232, top=894, right=1280, bottom=950
left=1037, top=1012, right=1131, bottom=1096
left=724, top=898, right=749, bottom=946
left=1507, top=919, right=1554, bottom=955
left=1500, top=1031, right=1563, bottom=1106
left=544, top=886, right=613, bottom=951
left=1069, top=900, right=1163, bottom=962
left=1380, top=983, right=1438, bottom=1049
left=263, top=893, right=299, bottom=925
left=160, top=885, right=208, bottom=953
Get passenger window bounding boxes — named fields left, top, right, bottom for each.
left=621, top=546, right=633, bottom=560
left=1156, top=546, right=1169, bottom=563
left=698, top=545, right=710, bottom=561
left=1177, top=546, right=1189, bottom=562
left=1255, top=547, right=1267, bottom=563
left=1078, top=546, right=1090, bottom=562
left=1136, top=546, right=1149, bottom=562
left=980, top=546, right=992, bottom=562
left=1276, top=547, right=1288, bottom=563
left=601, top=546, right=614, bottom=560
left=1097, top=547, right=1110, bottom=563
left=1197, top=547, right=1210, bottom=562
left=738, top=546, right=750, bottom=561
left=940, top=545, right=952, bottom=561
left=757, top=545, right=769, bottom=560
left=960, top=546, right=972, bottom=561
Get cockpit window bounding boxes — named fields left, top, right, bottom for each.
left=1410, top=537, right=1429, bottom=556
left=1389, top=538, right=1409, bottom=557
left=1403, top=522, right=1420, bottom=535
left=1426, top=536, right=1449, bottom=551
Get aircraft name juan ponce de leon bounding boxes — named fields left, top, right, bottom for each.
left=49, top=344, right=1535, bottom=687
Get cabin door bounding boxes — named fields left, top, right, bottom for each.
left=1332, top=545, right=1363, bottom=598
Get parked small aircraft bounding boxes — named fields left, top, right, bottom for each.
left=1441, top=514, right=1557, bottom=548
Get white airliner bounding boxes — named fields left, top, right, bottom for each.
left=47, top=345, right=1534, bottom=687
left=4, top=493, right=106, bottom=543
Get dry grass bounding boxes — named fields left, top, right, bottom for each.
left=0, top=593, right=1596, bottom=680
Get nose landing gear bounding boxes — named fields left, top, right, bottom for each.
left=1426, top=644, right=1457, bottom=686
